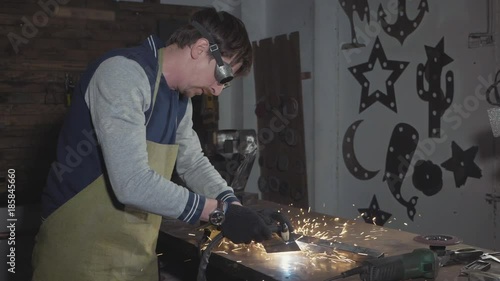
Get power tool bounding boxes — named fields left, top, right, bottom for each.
left=325, top=248, right=439, bottom=281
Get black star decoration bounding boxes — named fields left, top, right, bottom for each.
left=441, top=141, right=482, bottom=188
left=425, top=37, right=454, bottom=69
left=358, top=195, right=392, bottom=226
left=349, top=37, right=409, bottom=113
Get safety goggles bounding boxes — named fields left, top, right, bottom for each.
left=191, top=21, right=234, bottom=88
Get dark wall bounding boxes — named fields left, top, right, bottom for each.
left=0, top=0, right=199, bottom=205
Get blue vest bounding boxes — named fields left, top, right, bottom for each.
left=42, top=35, right=189, bottom=218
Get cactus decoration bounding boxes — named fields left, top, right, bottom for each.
left=339, top=0, right=370, bottom=49
left=349, top=37, right=409, bottom=114
left=378, top=0, right=429, bottom=45
left=417, top=37, right=454, bottom=138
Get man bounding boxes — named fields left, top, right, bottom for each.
left=32, top=7, right=292, bottom=281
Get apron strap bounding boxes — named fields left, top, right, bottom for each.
left=146, top=48, right=164, bottom=126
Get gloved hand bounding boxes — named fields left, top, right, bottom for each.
left=220, top=204, right=272, bottom=244
left=255, top=208, right=295, bottom=234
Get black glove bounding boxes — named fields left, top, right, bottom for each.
left=220, top=204, right=272, bottom=244
left=255, top=208, right=295, bottom=234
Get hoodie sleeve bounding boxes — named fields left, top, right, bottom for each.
left=84, top=56, right=205, bottom=224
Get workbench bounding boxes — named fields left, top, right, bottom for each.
left=157, top=200, right=497, bottom=281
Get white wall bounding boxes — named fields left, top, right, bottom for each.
left=314, top=0, right=499, bottom=249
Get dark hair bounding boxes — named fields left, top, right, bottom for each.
left=167, top=7, right=253, bottom=77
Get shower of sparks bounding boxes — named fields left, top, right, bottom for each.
left=196, top=207, right=390, bottom=271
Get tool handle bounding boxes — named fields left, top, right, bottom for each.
left=362, top=249, right=439, bottom=281
left=361, top=257, right=406, bottom=281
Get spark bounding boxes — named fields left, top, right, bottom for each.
left=213, top=251, right=229, bottom=254
left=188, top=233, right=196, bottom=237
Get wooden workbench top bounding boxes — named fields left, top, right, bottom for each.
left=159, top=200, right=498, bottom=281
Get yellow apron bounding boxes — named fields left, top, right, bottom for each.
left=32, top=142, right=178, bottom=281
left=32, top=50, right=173, bottom=281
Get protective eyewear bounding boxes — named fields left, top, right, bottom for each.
left=191, top=21, right=234, bottom=88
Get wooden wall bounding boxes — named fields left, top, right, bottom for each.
left=0, top=0, right=198, bottom=204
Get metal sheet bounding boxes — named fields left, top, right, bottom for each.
left=159, top=201, right=495, bottom=281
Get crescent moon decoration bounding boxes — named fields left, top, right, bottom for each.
left=342, top=120, right=380, bottom=180
left=383, top=123, right=419, bottom=221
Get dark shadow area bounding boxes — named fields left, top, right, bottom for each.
left=472, top=128, right=500, bottom=183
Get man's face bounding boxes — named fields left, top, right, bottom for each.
left=180, top=40, right=242, bottom=98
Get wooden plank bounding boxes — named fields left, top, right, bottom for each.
left=117, top=3, right=199, bottom=16
left=56, top=7, right=116, bottom=21
left=1, top=148, right=41, bottom=160
left=0, top=58, right=88, bottom=71
left=0, top=137, right=43, bottom=149
left=0, top=70, right=80, bottom=84
left=1, top=0, right=38, bottom=4
left=8, top=37, right=127, bottom=51
left=0, top=104, right=67, bottom=115
left=85, top=20, right=155, bottom=32
left=0, top=81, right=64, bottom=93
left=0, top=125, right=60, bottom=137
left=0, top=92, right=65, bottom=104
left=253, top=33, right=309, bottom=208
left=0, top=5, right=42, bottom=16
left=46, top=28, right=147, bottom=41
left=0, top=13, right=23, bottom=25
left=281, top=32, right=308, bottom=208
left=2, top=114, right=65, bottom=127
left=11, top=48, right=102, bottom=62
